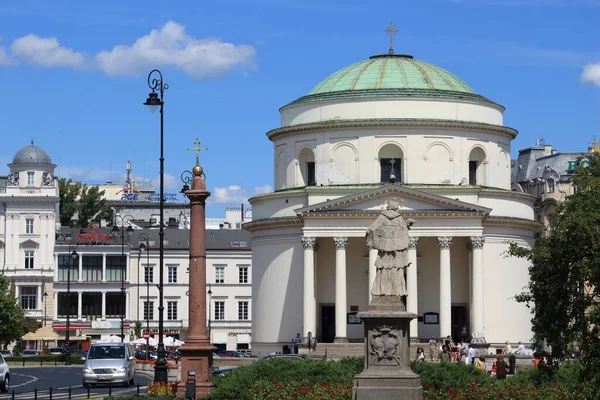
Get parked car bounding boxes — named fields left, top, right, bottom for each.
left=217, top=350, right=249, bottom=358
left=48, top=347, right=64, bottom=355
left=75, top=350, right=88, bottom=360
left=165, top=350, right=181, bottom=360
left=0, top=350, right=11, bottom=357
left=0, top=354, right=9, bottom=392
left=21, top=350, right=37, bottom=358
left=82, top=343, right=135, bottom=387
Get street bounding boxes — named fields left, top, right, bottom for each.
left=0, top=366, right=152, bottom=399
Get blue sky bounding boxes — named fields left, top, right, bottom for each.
left=0, top=0, right=599, bottom=217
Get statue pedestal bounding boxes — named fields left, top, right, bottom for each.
left=353, top=311, right=423, bottom=400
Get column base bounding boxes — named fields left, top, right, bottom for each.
left=176, top=337, right=217, bottom=399
left=353, top=374, right=423, bottom=400
left=334, top=337, right=348, bottom=343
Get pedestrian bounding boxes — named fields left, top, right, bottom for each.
left=307, top=332, right=313, bottom=352
left=416, top=347, right=425, bottom=362
left=515, top=341, right=526, bottom=354
left=428, top=337, right=438, bottom=361
left=292, top=333, right=302, bottom=354
left=468, top=344, right=476, bottom=365
left=502, top=341, right=512, bottom=355
left=474, top=356, right=486, bottom=371
left=439, top=345, right=451, bottom=363
left=495, top=355, right=509, bottom=379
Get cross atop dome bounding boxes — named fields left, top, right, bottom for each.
left=384, top=22, right=399, bottom=54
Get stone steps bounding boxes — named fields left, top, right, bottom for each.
left=303, top=342, right=432, bottom=360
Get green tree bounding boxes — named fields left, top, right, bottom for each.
left=58, top=178, right=112, bottom=227
left=507, top=151, right=600, bottom=393
left=0, top=275, right=40, bottom=347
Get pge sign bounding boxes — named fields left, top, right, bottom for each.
left=121, top=193, right=139, bottom=201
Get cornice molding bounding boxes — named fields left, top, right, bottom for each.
left=243, top=217, right=303, bottom=232
left=267, top=118, right=518, bottom=141
left=483, top=216, right=539, bottom=231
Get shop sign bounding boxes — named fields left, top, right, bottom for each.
left=77, top=225, right=110, bottom=242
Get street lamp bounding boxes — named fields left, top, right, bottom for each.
left=43, top=292, right=48, bottom=327
left=139, top=233, right=151, bottom=361
left=144, top=68, right=168, bottom=384
left=207, top=284, right=212, bottom=342
left=65, top=244, right=78, bottom=366
left=112, top=214, right=134, bottom=343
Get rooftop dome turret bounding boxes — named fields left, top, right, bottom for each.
left=11, top=140, right=52, bottom=165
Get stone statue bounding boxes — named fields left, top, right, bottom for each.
left=7, top=172, right=18, bottom=186
left=366, top=200, right=414, bottom=298
left=42, top=172, right=54, bottom=186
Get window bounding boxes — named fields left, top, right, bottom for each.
left=145, top=266, right=154, bottom=283
left=24, top=251, right=34, bottom=269
left=82, top=255, right=102, bottom=282
left=20, top=287, right=37, bottom=310
left=58, top=254, right=79, bottom=281
left=168, top=266, right=178, bottom=283
left=469, top=161, right=478, bottom=185
left=27, top=171, right=34, bottom=186
left=143, top=301, right=154, bottom=320
left=57, top=292, right=77, bottom=318
left=106, top=256, right=124, bottom=282
left=238, top=301, right=249, bottom=320
left=215, top=266, right=225, bottom=284
left=306, top=162, right=316, bottom=186
left=238, top=266, right=248, bottom=284
left=25, top=218, right=34, bottom=234
left=167, top=301, right=178, bottom=320
left=214, top=301, right=225, bottom=320
left=547, top=178, right=555, bottom=193
left=379, top=158, right=401, bottom=183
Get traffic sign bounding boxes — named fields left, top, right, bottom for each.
left=143, top=332, right=150, bottom=340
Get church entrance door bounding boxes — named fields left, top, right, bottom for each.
left=320, top=305, right=335, bottom=343
left=451, top=304, right=468, bottom=343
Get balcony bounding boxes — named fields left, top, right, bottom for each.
left=4, top=186, right=58, bottom=196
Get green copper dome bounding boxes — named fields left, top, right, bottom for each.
left=309, top=54, right=475, bottom=95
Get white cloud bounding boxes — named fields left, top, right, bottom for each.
left=208, top=184, right=272, bottom=205
left=10, top=34, right=85, bottom=68
left=95, top=20, right=256, bottom=79
left=253, top=184, right=273, bottom=194
left=0, top=47, right=15, bottom=66
left=581, top=63, right=600, bottom=87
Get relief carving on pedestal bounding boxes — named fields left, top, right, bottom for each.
left=369, top=325, right=402, bottom=366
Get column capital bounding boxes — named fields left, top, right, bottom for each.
left=469, top=236, right=485, bottom=249
left=301, top=237, right=318, bottom=250
left=333, top=237, right=348, bottom=249
left=438, top=236, right=453, bottom=249
left=408, top=237, right=419, bottom=249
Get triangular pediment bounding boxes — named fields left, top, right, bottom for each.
left=20, top=239, right=39, bottom=248
left=296, top=184, right=491, bottom=215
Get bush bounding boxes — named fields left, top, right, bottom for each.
left=250, top=380, right=352, bottom=400
left=104, top=396, right=183, bottom=400
left=410, top=361, right=492, bottom=391
left=207, top=357, right=362, bottom=400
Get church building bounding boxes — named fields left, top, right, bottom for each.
left=246, top=46, right=537, bottom=354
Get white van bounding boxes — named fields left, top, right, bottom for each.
left=82, top=343, right=135, bottom=387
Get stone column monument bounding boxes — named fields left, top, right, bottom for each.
left=176, top=158, right=216, bottom=399
left=352, top=200, right=423, bottom=400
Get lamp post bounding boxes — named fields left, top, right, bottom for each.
left=43, top=292, right=48, bottom=327
left=143, top=69, right=168, bottom=384
left=65, top=244, right=78, bottom=366
left=111, top=214, right=134, bottom=343
left=139, top=233, right=151, bottom=361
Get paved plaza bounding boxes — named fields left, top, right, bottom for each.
left=0, top=366, right=152, bottom=399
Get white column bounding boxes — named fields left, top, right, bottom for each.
left=467, top=241, right=473, bottom=334
left=78, top=254, right=83, bottom=283
left=334, top=237, right=348, bottom=343
left=37, top=285, right=42, bottom=310
left=125, top=291, right=130, bottom=320
left=470, top=236, right=485, bottom=339
left=301, top=237, right=317, bottom=340
left=368, top=246, right=377, bottom=302
left=14, top=284, right=19, bottom=299
left=77, top=292, right=83, bottom=320
left=125, top=254, right=130, bottom=283
left=53, top=292, right=58, bottom=320
left=101, top=292, right=106, bottom=320
left=438, top=237, right=452, bottom=339
left=54, top=254, right=59, bottom=281
left=102, top=253, right=107, bottom=283
left=407, top=237, right=419, bottom=340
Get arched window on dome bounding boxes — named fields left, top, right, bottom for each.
left=378, top=144, right=403, bottom=183
left=298, top=148, right=316, bottom=187
left=468, top=147, right=487, bottom=186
